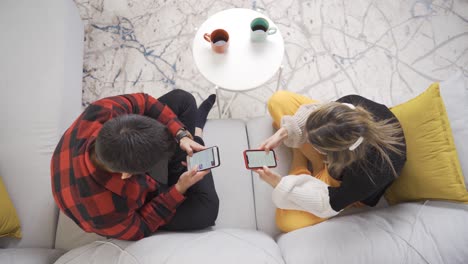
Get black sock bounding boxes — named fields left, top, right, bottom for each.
left=196, top=94, right=216, bottom=129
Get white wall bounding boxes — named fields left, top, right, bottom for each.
left=0, top=0, right=83, bottom=248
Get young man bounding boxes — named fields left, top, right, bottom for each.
left=51, top=89, right=219, bottom=240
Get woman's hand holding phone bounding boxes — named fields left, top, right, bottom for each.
left=253, top=166, right=282, bottom=188
left=259, top=127, right=289, bottom=152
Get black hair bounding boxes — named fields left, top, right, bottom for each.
left=95, top=114, right=176, bottom=174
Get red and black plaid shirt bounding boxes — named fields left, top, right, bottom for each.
left=51, top=93, right=186, bottom=240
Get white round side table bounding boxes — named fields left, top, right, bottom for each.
left=192, top=8, right=284, bottom=118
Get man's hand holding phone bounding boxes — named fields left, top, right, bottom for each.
left=179, top=137, right=205, bottom=157
left=187, top=146, right=220, bottom=171
left=175, top=166, right=210, bottom=194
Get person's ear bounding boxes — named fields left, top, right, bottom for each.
left=121, top=172, right=132, bottom=180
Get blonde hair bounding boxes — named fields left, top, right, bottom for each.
left=305, top=102, right=404, bottom=181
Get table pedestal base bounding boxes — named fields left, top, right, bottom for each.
left=215, top=65, right=283, bottom=119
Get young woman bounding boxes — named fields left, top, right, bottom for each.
left=254, top=91, right=406, bottom=232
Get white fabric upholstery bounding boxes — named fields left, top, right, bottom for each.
left=0, top=248, right=64, bottom=264
left=203, top=119, right=257, bottom=229
left=246, top=117, right=292, bottom=237
left=55, top=212, right=106, bottom=251
left=55, top=229, right=284, bottom=264
left=272, top=175, right=340, bottom=218
left=439, top=71, right=468, bottom=189
left=277, top=201, right=468, bottom=264
left=0, top=0, right=83, bottom=248
left=54, top=240, right=135, bottom=264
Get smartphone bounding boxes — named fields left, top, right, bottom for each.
left=243, top=149, right=277, bottom=169
left=187, top=146, right=220, bottom=171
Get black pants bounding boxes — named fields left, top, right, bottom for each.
left=157, top=89, right=219, bottom=231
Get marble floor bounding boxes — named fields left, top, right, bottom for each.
left=75, top=0, right=468, bottom=119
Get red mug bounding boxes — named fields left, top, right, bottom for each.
left=204, top=29, right=229, bottom=54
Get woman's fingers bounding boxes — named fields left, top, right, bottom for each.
left=259, top=141, right=266, bottom=150
left=254, top=169, right=269, bottom=181
left=259, top=137, right=275, bottom=152
left=262, top=166, right=271, bottom=175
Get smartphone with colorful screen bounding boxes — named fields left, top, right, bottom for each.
left=243, top=149, right=277, bottom=169
left=187, top=146, right=220, bottom=171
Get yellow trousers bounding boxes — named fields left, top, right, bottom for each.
left=267, top=91, right=341, bottom=232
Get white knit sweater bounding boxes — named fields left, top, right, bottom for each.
left=273, top=102, right=340, bottom=218
left=272, top=175, right=340, bottom=218
left=281, top=103, right=321, bottom=148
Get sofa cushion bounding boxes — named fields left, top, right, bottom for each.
left=0, top=176, right=21, bottom=238
left=246, top=116, right=292, bottom=237
left=53, top=240, right=134, bottom=264
left=439, top=71, right=468, bottom=189
left=385, top=83, right=468, bottom=204
left=54, top=211, right=105, bottom=251
left=203, top=120, right=257, bottom=229
left=277, top=201, right=468, bottom=264
left=0, top=248, right=64, bottom=264
left=54, top=228, right=284, bottom=264
left=0, top=0, right=83, bottom=248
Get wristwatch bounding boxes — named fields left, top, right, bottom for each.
left=175, top=128, right=193, bottom=144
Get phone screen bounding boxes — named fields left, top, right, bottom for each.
left=245, top=150, right=276, bottom=168
left=187, top=147, right=220, bottom=171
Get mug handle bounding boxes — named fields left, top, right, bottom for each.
left=267, top=27, right=277, bottom=35
left=204, top=33, right=211, bottom=42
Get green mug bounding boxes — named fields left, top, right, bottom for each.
left=250, top=17, right=277, bottom=42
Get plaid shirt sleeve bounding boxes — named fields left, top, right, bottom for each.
left=89, top=186, right=185, bottom=240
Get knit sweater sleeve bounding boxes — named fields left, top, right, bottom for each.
left=272, top=175, right=341, bottom=218
left=281, top=103, right=321, bottom=148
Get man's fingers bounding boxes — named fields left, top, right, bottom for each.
left=198, top=170, right=210, bottom=178
left=192, top=170, right=209, bottom=182
left=191, top=142, right=205, bottom=151
left=190, top=166, right=198, bottom=174
left=186, top=147, right=194, bottom=157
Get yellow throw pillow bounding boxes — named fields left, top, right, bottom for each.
left=385, top=83, right=468, bottom=204
left=0, top=176, right=22, bottom=238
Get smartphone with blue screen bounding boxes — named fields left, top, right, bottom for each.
left=243, top=149, right=277, bottom=169
left=187, top=146, right=220, bottom=171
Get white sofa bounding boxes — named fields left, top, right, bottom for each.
left=0, top=0, right=83, bottom=262
left=1, top=1, right=468, bottom=263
